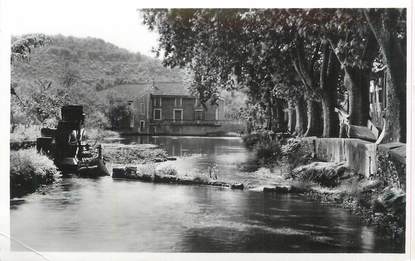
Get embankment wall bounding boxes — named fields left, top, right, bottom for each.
left=300, top=137, right=406, bottom=189
left=301, top=137, right=377, bottom=178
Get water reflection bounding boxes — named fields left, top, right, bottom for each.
left=10, top=136, right=404, bottom=252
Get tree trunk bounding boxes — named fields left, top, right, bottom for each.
left=365, top=9, right=406, bottom=143
left=287, top=100, right=296, bottom=133
left=304, top=99, right=322, bottom=137
left=343, top=67, right=370, bottom=126
left=321, top=95, right=339, bottom=137
left=294, top=95, right=307, bottom=136
left=321, top=43, right=340, bottom=137
left=274, top=98, right=285, bottom=132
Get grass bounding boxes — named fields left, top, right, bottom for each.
left=10, top=125, right=41, bottom=142
left=10, top=125, right=120, bottom=143
left=103, top=143, right=167, bottom=164
left=10, top=148, right=58, bottom=198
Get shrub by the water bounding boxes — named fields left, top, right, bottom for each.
left=10, top=148, right=58, bottom=198
left=243, top=130, right=282, bottom=166
left=281, top=138, right=314, bottom=170
left=10, top=125, right=41, bottom=142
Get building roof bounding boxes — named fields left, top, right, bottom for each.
left=149, top=81, right=191, bottom=96
left=101, top=81, right=192, bottom=99
left=101, top=83, right=147, bottom=98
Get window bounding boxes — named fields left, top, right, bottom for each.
left=154, top=97, right=162, bottom=107
left=215, top=108, right=219, bottom=120
left=175, top=97, right=183, bottom=107
left=195, top=109, right=203, bottom=121
left=140, top=120, right=145, bottom=132
left=154, top=109, right=162, bottom=120
left=173, top=109, right=183, bottom=122
left=140, top=103, right=145, bottom=114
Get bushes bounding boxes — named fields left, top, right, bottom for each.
left=10, top=148, right=58, bottom=198
left=10, top=125, right=41, bottom=142
left=243, top=130, right=282, bottom=166
left=281, top=138, right=314, bottom=170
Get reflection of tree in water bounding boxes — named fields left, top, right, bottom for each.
left=176, top=191, right=400, bottom=252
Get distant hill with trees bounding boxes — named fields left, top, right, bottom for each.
left=11, top=34, right=184, bottom=128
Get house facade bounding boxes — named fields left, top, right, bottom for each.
left=130, top=82, right=226, bottom=135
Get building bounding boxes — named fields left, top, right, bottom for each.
left=126, top=81, right=227, bottom=135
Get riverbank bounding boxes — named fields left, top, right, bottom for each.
left=9, top=126, right=120, bottom=198
left=10, top=148, right=59, bottom=198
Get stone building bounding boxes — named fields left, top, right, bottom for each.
left=124, top=81, right=227, bottom=135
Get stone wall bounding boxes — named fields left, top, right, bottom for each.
left=301, top=137, right=377, bottom=177
left=149, top=124, right=226, bottom=136
left=300, top=138, right=406, bottom=189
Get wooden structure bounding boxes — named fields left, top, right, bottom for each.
left=36, top=105, right=109, bottom=177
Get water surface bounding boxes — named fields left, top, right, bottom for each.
left=10, top=136, right=403, bottom=252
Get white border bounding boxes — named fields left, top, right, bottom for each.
left=1, top=0, right=413, bottom=261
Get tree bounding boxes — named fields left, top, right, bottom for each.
left=11, top=34, right=50, bottom=129
left=142, top=8, right=406, bottom=142
left=11, top=34, right=49, bottom=99
left=364, top=9, right=406, bottom=143
left=142, top=9, right=308, bottom=134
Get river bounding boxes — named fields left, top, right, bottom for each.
left=10, top=136, right=403, bottom=252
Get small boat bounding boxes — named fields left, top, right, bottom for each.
left=36, top=105, right=109, bottom=177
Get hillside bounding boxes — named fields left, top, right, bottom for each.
left=11, top=34, right=184, bottom=92
left=11, top=34, right=185, bottom=128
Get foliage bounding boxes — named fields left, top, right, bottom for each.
left=281, top=138, right=314, bottom=170
left=11, top=34, right=50, bottom=63
left=107, top=100, right=132, bottom=130
left=142, top=8, right=406, bottom=139
left=11, top=34, right=185, bottom=129
left=10, top=148, right=58, bottom=198
left=10, top=125, right=41, bottom=142
left=242, top=130, right=282, bottom=165
left=220, top=90, right=248, bottom=120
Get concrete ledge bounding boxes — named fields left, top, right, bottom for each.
left=302, top=137, right=376, bottom=177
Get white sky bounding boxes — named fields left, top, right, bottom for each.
left=6, top=0, right=409, bottom=57
left=7, top=0, right=159, bottom=57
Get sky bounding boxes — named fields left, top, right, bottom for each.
left=7, top=0, right=159, bottom=57
left=6, top=0, right=409, bottom=58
